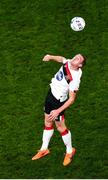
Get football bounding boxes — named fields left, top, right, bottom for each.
left=70, top=17, right=85, bottom=31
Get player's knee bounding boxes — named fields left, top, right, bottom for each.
left=45, top=117, right=53, bottom=127
left=56, top=125, right=65, bottom=133
left=45, top=114, right=52, bottom=121
left=45, top=122, right=53, bottom=128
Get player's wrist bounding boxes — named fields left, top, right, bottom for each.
left=57, top=108, right=62, bottom=114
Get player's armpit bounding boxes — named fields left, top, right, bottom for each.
left=74, top=90, right=78, bottom=93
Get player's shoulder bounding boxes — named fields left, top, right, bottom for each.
left=75, top=68, right=82, bottom=76
left=71, top=68, right=82, bottom=81
left=78, top=68, right=82, bottom=77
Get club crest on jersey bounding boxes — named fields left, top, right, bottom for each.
left=56, top=71, right=63, bottom=81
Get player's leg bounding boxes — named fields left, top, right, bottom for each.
left=40, top=88, right=55, bottom=150
left=55, top=116, right=76, bottom=166
left=40, top=113, right=54, bottom=151
left=32, top=113, right=54, bottom=160
left=32, top=88, right=55, bottom=160
left=55, top=116, right=73, bottom=154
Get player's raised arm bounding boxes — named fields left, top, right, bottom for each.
left=43, top=54, right=65, bottom=63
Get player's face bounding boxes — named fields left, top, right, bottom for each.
left=70, top=54, right=84, bottom=68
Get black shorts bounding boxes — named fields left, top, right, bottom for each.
left=44, top=89, right=67, bottom=121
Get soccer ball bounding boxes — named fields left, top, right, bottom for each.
left=70, top=17, right=85, bottom=31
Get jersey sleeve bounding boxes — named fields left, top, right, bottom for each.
left=69, top=79, right=81, bottom=92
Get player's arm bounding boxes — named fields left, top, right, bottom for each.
left=48, top=90, right=76, bottom=121
left=43, top=54, right=65, bottom=63
left=58, top=90, right=76, bottom=113
left=58, top=91, right=76, bottom=113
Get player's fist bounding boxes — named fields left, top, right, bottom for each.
left=43, top=54, right=51, bottom=61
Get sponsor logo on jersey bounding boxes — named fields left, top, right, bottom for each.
left=56, top=71, right=63, bottom=81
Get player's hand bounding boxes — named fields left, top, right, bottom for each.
left=43, top=54, right=51, bottom=61
left=48, top=110, right=60, bottom=121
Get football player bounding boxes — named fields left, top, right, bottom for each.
left=32, top=54, right=86, bottom=166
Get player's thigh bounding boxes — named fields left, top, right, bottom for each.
left=44, top=113, right=53, bottom=127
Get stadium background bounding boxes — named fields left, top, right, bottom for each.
left=0, top=0, right=108, bottom=178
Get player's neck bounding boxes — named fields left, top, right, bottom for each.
left=71, top=65, right=79, bottom=71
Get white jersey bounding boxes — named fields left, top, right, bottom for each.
left=50, top=58, right=82, bottom=102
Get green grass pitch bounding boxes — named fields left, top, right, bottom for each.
left=0, top=0, right=108, bottom=178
